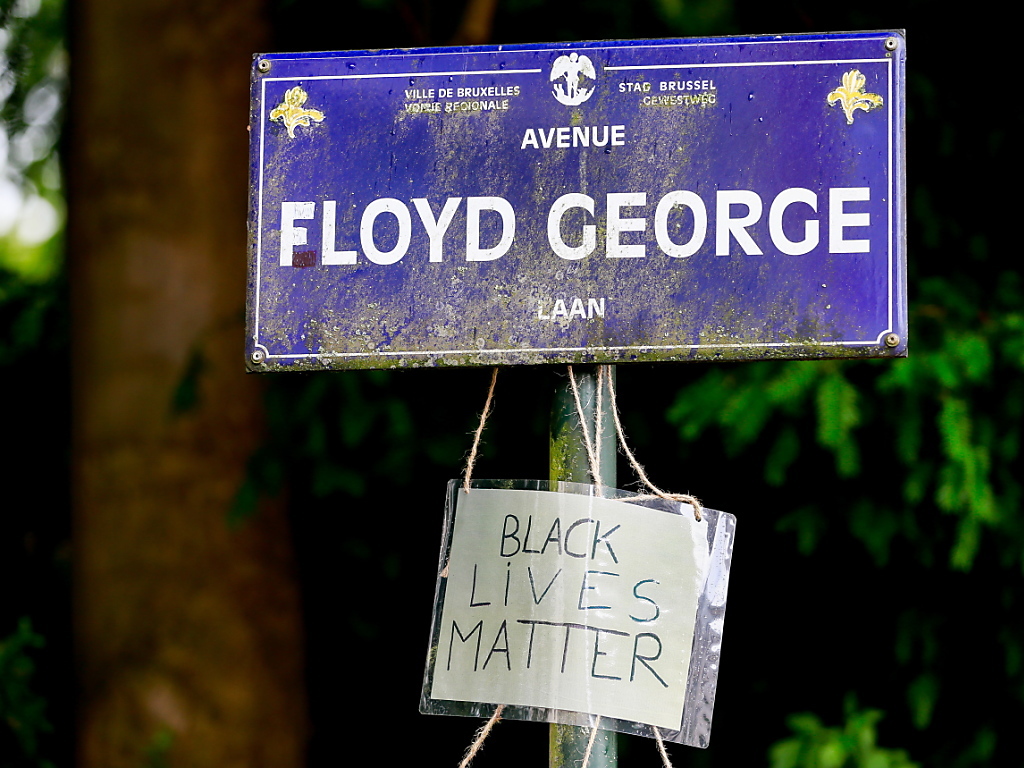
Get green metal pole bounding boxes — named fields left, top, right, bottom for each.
left=548, top=365, right=617, bottom=768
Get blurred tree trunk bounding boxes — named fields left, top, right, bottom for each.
left=68, top=1, right=308, bottom=766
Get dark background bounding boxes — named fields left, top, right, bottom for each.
left=1, top=1, right=1020, bottom=767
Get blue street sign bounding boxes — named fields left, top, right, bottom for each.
left=247, top=31, right=906, bottom=371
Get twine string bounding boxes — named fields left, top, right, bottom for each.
left=566, top=365, right=604, bottom=490
left=454, top=370, right=505, bottom=764
left=595, top=365, right=606, bottom=487
left=567, top=366, right=702, bottom=521
left=458, top=704, right=505, bottom=768
left=653, top=727, right=675, bottom=768
left=463, top=367, right=499, bottom=493
left=581, top=715, right=603, bottom=768
left=605, top=372, right=703, bottom=522
left=453, top=366, right=695, bottom=768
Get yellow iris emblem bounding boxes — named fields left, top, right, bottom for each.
left=827, top=70, right=883, bottom=125
left=270, top=86, right=325, bottom=138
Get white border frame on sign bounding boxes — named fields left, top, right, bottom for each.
left=252, top=38, right=901, bottom=364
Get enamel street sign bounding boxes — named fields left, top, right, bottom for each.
left=246, top=31, right=906, bottom=372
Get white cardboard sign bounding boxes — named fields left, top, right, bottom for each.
left=421, top=481, right=735, bottom=745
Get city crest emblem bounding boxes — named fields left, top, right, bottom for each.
left=550, top=52, right=597, bottom=106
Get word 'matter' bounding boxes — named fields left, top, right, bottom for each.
left=279, top=187, right=873, bottom=266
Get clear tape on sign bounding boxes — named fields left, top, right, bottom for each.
left=420, top=479, right=736, bottom=748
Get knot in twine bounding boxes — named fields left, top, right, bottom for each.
left=452, top=365, right=688, bottom=768
left=568, top=365, right=702, bottom=522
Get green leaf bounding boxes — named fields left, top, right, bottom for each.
left=849, top=501, right=898, bottom=567
left=907, top=673, right=939, bottom=730
left=949, top=516, right=981, bottom=571
left=816, top=370, right=861, bottom=477
left=776, top=505, right=828, bottom=556
left=0, top=618, right=51, bottom=761
left=770, top=700, right=919, bottom=768
left=765, top=426, right=800, bottom=486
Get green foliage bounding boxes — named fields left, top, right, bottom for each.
left=0, top=0, right=66, bottom=282
left=667, top=316, right=1024, bottom=574
left=664, top=304, right=1024, bottom=765
left=1, top=0, right=1014, bottom=766
left=775, top=505, right=827, bottom=555
left=652, top=0, right=735, bottom=36
left=667, top=359, right=866, bottom=482
left=650, top=21, right=1024, bottom=762
left=170, top=346, right=205, bottom=415
left=770, top=698, right=918, bottom=768
left=0, top=619, right=52, bottom=767
left=232, top=368, right=481, bottom=523
left=815, top=369, right=860, bottom=478
left=141, top=729, right=173, bottom=768
left=0, top=264, right=59, bottom=362
left=905, top=674, right=938, bottom=731
left=0, top=23, right=67, bottom=640
left=0, top=6, right=64, bottom=766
